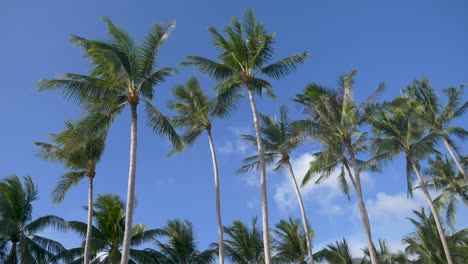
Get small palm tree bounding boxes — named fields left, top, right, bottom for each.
left=38, top=17, right=183, bottom=264
left=360, top=239, right=411, bottom=264
left=313, top=238, right=358, bottom=264
left=370, top=97, right=454, bottom=264
left=0, top=175, right=67, bottom=264
left=403, top=208, right=468, bottom=264
left=35, top=119, right=106, bottom=264
left=145, top=219, right=216, bottom=264
left=421, top=154, right=468, bottom=228
left=295, top=70, right=384, bottom=263
left=273, top=217, right=315, bottom=264
left=238, top=105, right=315, bottom=263
left=59, top=194, right=160, bottom=264
left=402, top=78, right=468, bottom=179
left=168, top=77, right=240, bottom=264
left=221, top=218, right=264, bottom=264
left=182, top=9, right=309, bottom=263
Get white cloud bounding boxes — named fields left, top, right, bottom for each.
left=217, top=126, right=255, bottom=155
left=218, top=141, right=234, bottom=154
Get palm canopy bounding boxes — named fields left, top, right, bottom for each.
left=360, top=239, right=411, bottom=264
left=273, top=217, right=314, bottom=264
left=34, top=119, right=106, bottom=203
left=58, top=194, right=160, bottom=264
left=0, top=175, right=67, bottom=264
left=403, top=208, right=468, bottom=264
left=38, top=16, right=183, bottom=150
left=238, top=105, right=306, bottom=173
left=313, top=238, right=358, bottom=264
left=145, top=219, right=216, bottom=264
left=182, top=8, right=309, bottom=101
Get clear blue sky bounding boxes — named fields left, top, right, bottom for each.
left=1, top=0, right=467, bottom=257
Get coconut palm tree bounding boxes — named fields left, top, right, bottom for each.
left=420, top=154, right=468, bottom=229
left=238, top=105, right=314, bottom=263
left=0, top=175, right=67, bottom=264
left=35, top=119, right=106, bottom=264
left=168, top=77, right=240, bottom=264
left=182, top=9, right=309, bottom=262
left=403, top=208, right=468, bottom=264
left=219, top=218, right=264, bottom=264
left=313, top=238, right=359, bottom=264
left=273, top=217, right=315, bottom=264
left=58, top=194, right=160, bottom=264
left=37, top=17, right=184, bottom=264
left=402, top=78, right=468, bottom=179
left=145, top=219, right=216, bottom=264
left=295, top=70, right=384, bottom=264
left=360, top=239, right=411, bottom=264
left=369, top=97, right=454, bottom=264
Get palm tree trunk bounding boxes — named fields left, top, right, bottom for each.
left=442, top=138, right=467, bottom=180
left=84, top=175, right=94, bottom=264
left=206, top=128, right=225, bottom=264
left=346, top=144, right=378, bottom=264
left=285, top=160, right=314, bottom=264
left=409, top=156, right=453, bottom=264
left=120, top=103, right=138, bottom=264
left=247, top=87, right=272, bottom=264
left=7, top=240, right=17, bottom=264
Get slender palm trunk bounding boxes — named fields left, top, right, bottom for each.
left=206, top=128, right=225, bottom=264
left=442, top=138, right=467, bottom=180
left=285, top=160, right=314, bottom=264
left=84, top=174, right=94, bottom=264
left=247, top=87, right=272, bottom=264
left=346, top=145, right=378, bottom=264
left=7, top=240, right=17, bottom=264
left=120, top=103, right=138, bottom=264
left=409, top=156, right=453, bottom=264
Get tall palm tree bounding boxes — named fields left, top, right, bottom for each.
left=182, top=9, right=309, bottom=263
left=421, top=154, right=468, bottom=228
left=238, top=105, right=315, bottom=263
left=168, top=77, right=240, bottom=264
left=273, top=217, right=315, bottom=264
left=145, top=219, right=216, bottom=264
left=313, top=238, right=358, bottom=264
left=35, top=119, right=106, bottom=264
left=402, top=78, right=468, bottom=179
left=220, top=218, right=264, bottom=264
left=369, top=97, right=454, bottom=264
left=403, top=208, right=468, bottom=264
left=295, top=70, right=384, bottom=264
left=38, top=17, right=184, bottom=263
left=58, top=194, right=160, bottom=264
left=0, top=175, right=67, bottom=264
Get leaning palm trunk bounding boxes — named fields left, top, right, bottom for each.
left=84, top=174, right=95, bottom=264
left=247, top=87, right=272, bottom=264
left=442, top=138, right=467, bottom=180
left=206, top=129, right=225, bottom=264
left=285, top=161, right=314, bottom=264
left=120, top=103, right=138, bottom=264
left=409, top=156, right=453, bottom=264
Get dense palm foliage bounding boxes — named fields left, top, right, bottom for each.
left=238, top=105, right=315, bottom=263
left=273, top=217, right=314, bottom=264
left=38, top=17, right=184, bottom=263
left=0, top=176, right=67, bottom=264
left=314, top=238, right=357, bottom=264
left=35, top=119, right=107, bottom=264
left=183, top=9, right=309, bottom=263
left=360, top=240, right=411, bottom=264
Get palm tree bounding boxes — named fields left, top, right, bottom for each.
left=59, top=194, right=160, bottom=264
left=421, top=154, right=468, bottom=228
left=402, top=78, right=468, bottom=179
left=220, top=218, right=264, bottom=264
left=313, top=238, right=358, bottom=264
left=38, top=17, right=184, bottom=264
left=273, top=217, right=315, bottom=264
left=360, top=239, right=411, bottom=264
left=145, top=219, right=216, bottom=264
left=0, top=175, right=67, bottom=263
left=168, top=77, right=240, bottom=264
left=295, top=70, right=384, bottom=264
left=403, top=208, right=468, bottom=264
left=238, top=105, right=315, bottom=263
left=182, top=9, right=309, bottom=263
left=369, top=97, right=454, bottom=264
left=35, top=119, right=106, bottom=264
